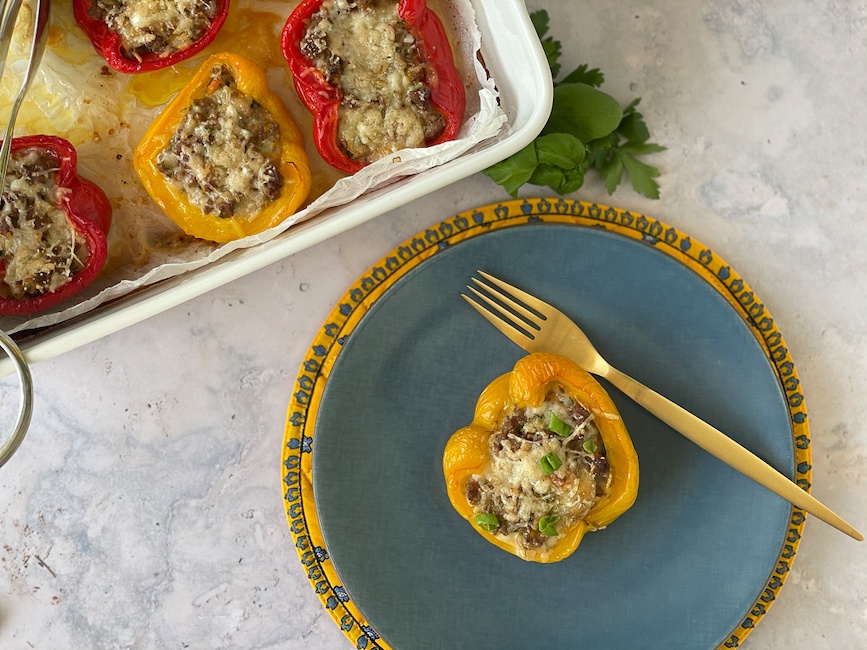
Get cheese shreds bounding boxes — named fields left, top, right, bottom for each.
left=0, top=149, right=86, bottom=300
left=155, top=64, right=284, bottom=219
left=466, top=388, right=612, bottom=551
left=301, top=0, right=446, bottom=163
left=89, top=0, right=219, bottom=60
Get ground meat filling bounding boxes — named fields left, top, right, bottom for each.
left=155, top=64, right=284, bottom=219
left=88, top=0, right=219, bottom=61
left=300, top=0, right=447, bottom=163
left=0, top=149, right=87, bottom=300
left=467, top=388, right=612, bottom=551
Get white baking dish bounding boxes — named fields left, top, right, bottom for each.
left=0, top=0, right=552, bottom=376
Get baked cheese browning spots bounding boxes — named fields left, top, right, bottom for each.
left=0, top=149, right=86, bottom=300
left=155, top=64, right=284, bottom=219
left=300, top=0, right=447, bottom=163
left=466, top=388, right=613, bottom=551
left=88, top=0, right=220, bottom=60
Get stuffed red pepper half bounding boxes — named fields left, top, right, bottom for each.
left=0, top=136, right=112, bottom=316
left=74, top=0, right=230, bottom=73
left=281, top=0, right=466, bottom=173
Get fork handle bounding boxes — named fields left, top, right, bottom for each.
left=603, top=366, right=863, bottom=541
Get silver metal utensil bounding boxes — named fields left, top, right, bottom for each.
left=0, top=0, right=49, bottom=194
left=0, top=329, right=33, bottom=468
left=0, top=0, right=47, bottom=466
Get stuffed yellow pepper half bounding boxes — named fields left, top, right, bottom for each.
left=443, top=353, right=639, bottom=563
left=135, top=52, right=311, bottom=243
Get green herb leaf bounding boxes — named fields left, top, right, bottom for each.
left=540, top=452, right=563, bottom=475
left=621, top=97, right=642, bottom=114
left=619, top=142, right=667, bottom=156
left=543, top=83, right=623, bottom=143
left=529, top=10, right=562, bottom=78
left=548, top=412, right=572, bottom=437
left=541, top=40, right=562, bottom=78
left=582, top=439, right=598, bottom=454
left=556, top=165, right=589, bottom=194
left=560, top=64, right=605, bottom=88
left=618, top=105, right=651, bottom=144
left=539, top=513, right=561, bottom=537
left=619, top=151, right=663, bottom=199
left=481, top=142, right=538, bottom=197
left=585, top=132, right=618, bottom=169
left=535, top=133, right=586, bottom=169
left=598, top=154, right=624, bottom=195
left=529, top=9, right=550, bottom=40
left=475, top=513, right=499, bottom=532
left=482, top=15, right=664, bottom=199
left=529, top=164, right=564, bottom=189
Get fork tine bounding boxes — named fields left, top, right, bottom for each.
left=461, top=293, right=537, bottom=350
left=466, top=283, right=541, bottom=334
left=476, top=270, right=553, bottom=315
left=467, top=286, right=539, bottom=336
left=470, top=274, right=545, bottom=328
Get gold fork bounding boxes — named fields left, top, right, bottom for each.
left=463, top=270, right=862, bottom=541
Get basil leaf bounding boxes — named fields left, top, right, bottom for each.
left=482, top=15, right=663, bottom=199
left=535, top=133, right=586, bottom=170
left=481, top=143, right=538, bottom=197
left=556, top=165, right=588, bottom=194
left=543, top=83, right=623, bottom=142
left=529, top=164, right=565, bottom=189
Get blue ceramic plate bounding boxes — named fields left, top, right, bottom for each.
left=283, top=198, right=809, bottom=650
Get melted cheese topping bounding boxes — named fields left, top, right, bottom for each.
left=89, top=0, right=218, bottom=59
left=0, top=149, right=86, bottom=300
left=467, top=388, right=612, bottom=551
left=156, top=65, right=284, bottom=219
left=301, top=0, right=445, bottom=163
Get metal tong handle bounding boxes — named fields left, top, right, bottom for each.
left=0, top=330, right=32, bottom=467
left=0, top=0, right=48, bottom=466
left=0, top=0, right=49, bottom=192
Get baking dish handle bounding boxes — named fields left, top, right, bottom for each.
left=0, top=328, right=33, bottom=468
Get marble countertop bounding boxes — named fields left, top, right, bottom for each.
left=2, top=0, right=865, bottom=648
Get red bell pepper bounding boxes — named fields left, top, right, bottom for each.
left=73, top=0, right=230, bottom=73
left=281, top=0, right=466, bottom=174
left=0, top=136, right=112, bottom=316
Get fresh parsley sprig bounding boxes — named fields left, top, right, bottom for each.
left=483, top=9, right=665, bottom=199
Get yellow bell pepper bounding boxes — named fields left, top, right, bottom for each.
left=443, top=352, right=639, bottom=563
left=134, top=52, right=311, bottom=243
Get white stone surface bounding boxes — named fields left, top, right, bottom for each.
left=1, top=0, right=865, bottom=648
